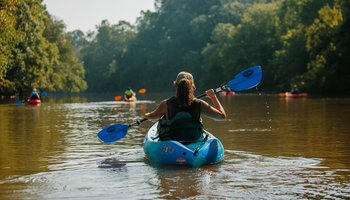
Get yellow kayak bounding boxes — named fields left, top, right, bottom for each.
left=124, top=96, right=137, bottom=102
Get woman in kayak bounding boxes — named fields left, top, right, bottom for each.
left=124, top=87, right=136, bottom=101
left=144, top=72, right=226, bottom=141
left=29, top=88, right=40, bottom=100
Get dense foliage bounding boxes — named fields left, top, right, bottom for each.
left=76, top=0, right=350, bottom=95
left=1, top=0, right=349, bottom=96
left=0, top=0, right=86, bottom=97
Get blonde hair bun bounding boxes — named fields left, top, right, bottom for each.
left=174, top=71, right=195, bottom=88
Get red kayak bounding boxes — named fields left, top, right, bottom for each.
left=219, top=91, right=236, bottom=96
left=279, top=92, right=308, bottom=98
left=27, top=99, right=41, bottom=105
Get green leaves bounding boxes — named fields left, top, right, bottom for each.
left=0, top=0, right=87, bottom=96
left=2, top=0, right=349, bottom=96
left=76, top=0, right=350, bottom=95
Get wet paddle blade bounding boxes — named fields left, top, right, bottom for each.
left=98, top=124, right=129, bottom=143
left=41, top=91, right=48, bottom=96
left=114, top=96, right=122, bottom=101
left=138, top=88, right=147, bottom=94
left=16, top=100, right=24, bottom=105
left=226, top=66, right=262, bottom=91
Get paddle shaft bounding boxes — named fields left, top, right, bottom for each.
left=131, top=118, right=148, bottom=127
left=196, top=85, right=230, bottom=99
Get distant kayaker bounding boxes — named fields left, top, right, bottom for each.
left=124, top=87, right=136, bottom=101
left=29, top=88, right=40, bottom=100
left=144, top=71, right=226, bottom=142
left=291, top=84, right=300, bottom=94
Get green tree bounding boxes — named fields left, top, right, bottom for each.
left=302, top=4, right=343, bottom=94
left=1, top=0, right=87, bottom=97
left=43, top=17, right=87, bottom=92
left=273, top=0, right=335, bottom=91
left=81, top=20, right=135, bottom=92
left=0, top=0, right=21, bottom=93
left=119, top=0, right=219, bottom=91
left=69, top=0, right=350, bottom=96
left=5, top=0, right=59, bottom=96
left=68, top=30, right=88, bottom=50
left=201, top=23, right=236, bottom=87
left=219, top=3, right=280, bottom=89
left=330, top=0, right=350, bottom=95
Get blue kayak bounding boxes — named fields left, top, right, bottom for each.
left=143, top=122, right=224, bottom=167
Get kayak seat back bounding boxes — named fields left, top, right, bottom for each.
left=157, top=112, right=203, bottom=143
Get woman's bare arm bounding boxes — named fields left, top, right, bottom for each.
left=201, top=89, right=226, bottom=120
left=144, top=100, right=167, bottom=120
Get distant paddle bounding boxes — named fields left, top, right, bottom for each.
left=114, top=88, right=147, bottom=101
left=138, top=88, right=147, bottom=94
left=114, top=96, right=122, bottom=101
left=98, top=66, right=262, bottom=143
left=15, top=100, right=25, bottom=105
left=41, top=91, right=48, bottom=96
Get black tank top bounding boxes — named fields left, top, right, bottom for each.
left=157, top=96, right=203, bottom=142
left=166, top=96, right=201, bottom=120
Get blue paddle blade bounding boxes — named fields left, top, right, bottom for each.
left=98, top=124, right=129, bottom=143
left=41, top=91, right=48, bottom=96
left=226, top=66, right=262, bottom=91
left=15, top=100, right=23, bottom=105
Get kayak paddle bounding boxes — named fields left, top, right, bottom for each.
left=196, top=65, right=262, bottom=98
left=98, top=119, right=148, bottom=143
left=98, top=65, right=262, bottom=143
left=41, top=91, right=49, bottom=96
left=114, top=88, right=147, bottom=101
left=114, top=96, right=122, bottom=101
left=138, top=88, right=147, bottom=94
left=16, top=100, right=25, bottom=105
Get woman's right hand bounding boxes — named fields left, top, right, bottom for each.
left=202, top=89, right=226, bottom=120
left=205, top=89, right=216, bottom=99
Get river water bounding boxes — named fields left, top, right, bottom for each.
left=0, top=93, right=349, bottom=199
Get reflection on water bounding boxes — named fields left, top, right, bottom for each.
left=0, top=94, right=350, bottom=199
left=222, top=150, right=350, bottom=199
left=1, top=150, right=349, bottom=199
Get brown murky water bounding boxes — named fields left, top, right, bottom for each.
left=0, top=93, right=349, bottom=199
